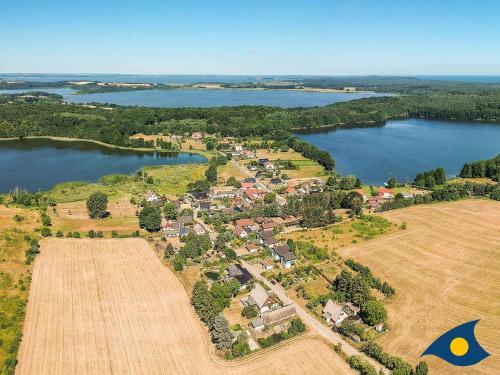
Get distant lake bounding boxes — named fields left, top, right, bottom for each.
left=0, top=87, right=385, bottom=108
left=0, top=138, right=206, bottom=192
left=295, top=119, right=500, bottom=185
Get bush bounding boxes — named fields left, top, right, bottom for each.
left=348, top=355, right=378, bottom=375
left=40, top=227, right=52, bottom=237
left=56, top=230, right=64, bottom=238
left=287, top=318, right=306, bottom=336
left=172, top=255, right=185, bottom=271
left=241, top=305, right=258, bottom=319
left=86, top=192, right=108, bottom=218
left=72, top=231, right=81, bottom=238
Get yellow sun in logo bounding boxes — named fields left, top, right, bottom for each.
left=450, top=337, right=469, bottom=356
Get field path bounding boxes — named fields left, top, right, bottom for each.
left=16, top=238, right=353, bottom=375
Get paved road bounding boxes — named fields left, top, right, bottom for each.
left=241, top=260, right=388, bottom=374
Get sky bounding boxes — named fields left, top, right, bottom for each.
left=1, top=0, right=500, bottom=75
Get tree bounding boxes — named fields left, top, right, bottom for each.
left=139, top=206, right=162, bottom=231
left=205, top=163, right=218, bottom=183
left=413, top=361, right=428, bottom=375
left=230, top=334, right=250, bottom=358
left=424, top=174, right=435, bottom=189
left=226, top=176, right=241, bottom=188
left=434, top=167, right=446, bottom=185
left=163, top=202, right=177, bottom=220
left=491, top=186, right=500, bottom=201
left=191, top=280, right=217, bottom=326
left=172, top=255, right=184, bottom=271
left=387, top=176, right=397, bottom=188
left=211, top=315, right=234, bottom=350
left=86, top=192, right=108, bottom=218
left=40, top=227, right=52, bottom=237
left=264, top=192, right=276, bottom=204
left=360, top=299, right=387, bottom=326
left=164, top=243, right=175, bottom=258
left=241, top=305, right=258, bottom=319
left=287, top=318, right=306, bottom=336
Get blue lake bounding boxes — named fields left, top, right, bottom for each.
left=295, top=119, right=500, bottom=185
left=0, top=87, right=385, bottom=108
left=0, top=138, right=206, bottom=192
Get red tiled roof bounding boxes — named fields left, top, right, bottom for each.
left=236, top=218, right=255, bottom=227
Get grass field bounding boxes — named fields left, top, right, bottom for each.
left=0, top=206, right=39, bottom=374
left=48, top=164, right=207, bottom=203
left=338, top=200, right=500, bottom=375
left=281, top=214, right=395, bottom=254
left=17, top=238, right=354, bottom=374
left=49, top=195, right=140, bottom=236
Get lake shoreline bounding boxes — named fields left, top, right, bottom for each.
left=0, top=136, right=211, bottom=159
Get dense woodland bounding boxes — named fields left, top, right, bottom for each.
left=1, top=81, right=499, bottom=178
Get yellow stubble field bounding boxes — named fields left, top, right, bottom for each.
left=16, top=238, right=354, bottom=375
left=338, top=200, right=500, bottom=375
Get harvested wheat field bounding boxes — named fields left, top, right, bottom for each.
left=339, top=199, right=500, bottom=375
left=17, top=238, right=353, bottom=375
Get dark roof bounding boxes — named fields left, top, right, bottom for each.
left=226, top=264, right=253, bottom=285
left=177, top=215, right=193, bottom=225
left=198, top=201, right=211, bottom=211
left=274, top=244, right=296, bottom=262
left=244, top=177, right=257, bottom=183
left=270, top=178, right=282, bottom=184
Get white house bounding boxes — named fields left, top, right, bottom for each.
left=244, top=283, right=278, bottom=314
left=322, top=300, right=360, bottom=326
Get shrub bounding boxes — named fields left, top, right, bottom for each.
left=348, top=355, right=378, bottom=375
left=241, top=305, right=258, bottom=319
left=56, top=230, right=64, bottom=238
left=40, top=227, right=52, bottom=237
left=72, top=231, right=81, bottom=238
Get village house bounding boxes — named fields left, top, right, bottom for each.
left=261, top=259, right=275, bottom=270
left=245, top=189, right=266, bottom=201
left=244, top=177, right=257, bottom=183
left=285, top=185, right=296, bottom=195
left=233, top=226, right=249, bottom=238
left=261, top=220, right=278, bottom=231
left=225, top=264, right=253, bottom=289
left=241, top=182, right=255, bottom=190
left=258, top=230, right=278, bottom=248
left=322, top=300, right=360, bottom=326
left=196, top=200, right=212, bottom=213
left=162, top=221, right=180, bottom=237
left=246, top=243, right=259, bottom=254
left=354, top=189, right=368, bottom=202
left=191, top=132, right=203, bottom=140
left=250, top=318, right=266, bottom=332
left=144, top=191, right=160, bottom=203
left=377, top=188, right=394, bottom=199
left=193, top=223, right=206, bottom=235
left=209, top=186, right=241, bottom=199
left=270, top=178, right=282, bottom=185
left=235, top=218, right=255, bottom=229
left=271, top=243, right=296, bottom=268
left=244, top=283, right=279, bottom=314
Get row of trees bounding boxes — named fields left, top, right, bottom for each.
left=460, top=154, right=500, bottom=180
left=381, top=182, right=499, bottom=212
left=414, top=167, right=446, bottom=189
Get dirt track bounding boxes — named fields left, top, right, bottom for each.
left=16, top=238, right=353, bottom=374
left=339, top=200, right=500, bottom=375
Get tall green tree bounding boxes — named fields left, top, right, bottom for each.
left=86, top=192, right=108, bottom=218
left=163, top=202, right=177, bottom=220
left=139, top=206, right=162, bottom=231
left=211, top=315, right=234, bottom=350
